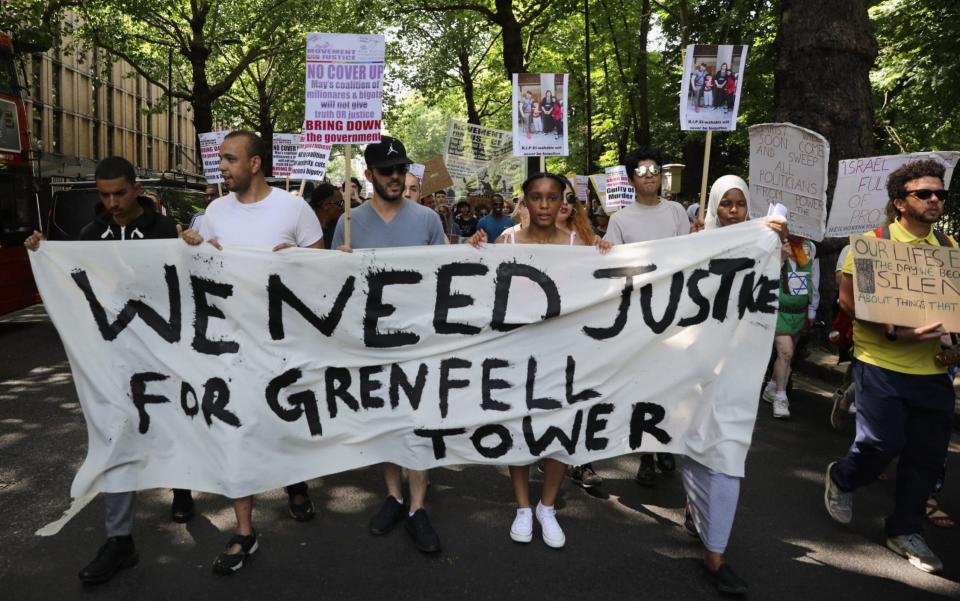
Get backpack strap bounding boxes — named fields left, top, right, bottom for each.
left=933, top=229, right=954, bottom=248
left=873, top=225, right=890, bottom=239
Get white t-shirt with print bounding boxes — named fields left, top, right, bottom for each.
left=197, top=187, right=323, bottom=248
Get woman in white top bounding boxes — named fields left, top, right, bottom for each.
left=686, top=175, right=786, bottom=595
left=469, top=172, right=610, bottom=549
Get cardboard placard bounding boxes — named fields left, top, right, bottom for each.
left=827, top=151, right=960, bottom=238
left=421, top=156, right=454, bottom=197
left=851, top=234, right=960, bottom=331
left=748, top=123, right=829, bottom=241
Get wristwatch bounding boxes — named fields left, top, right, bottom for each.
left=885, top=325, right=898, bottom=341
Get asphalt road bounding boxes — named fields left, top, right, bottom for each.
left=1, top=305, right=958, bottom=600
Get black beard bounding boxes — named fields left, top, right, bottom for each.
left=373, top=177, right=404, bottom=202
left=906, top=205, right=941, bottom=224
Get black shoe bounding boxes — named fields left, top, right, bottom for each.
left=212, top=532, right=258, bottom=575
left=369, top=496, right=408, bottom=535
left=78, top=536, right=139, bottom=584
left=171, top=489, right=195, bottom=523
left=405, top=509, right=441, bottom=553
left=288, top=492, right=316, bottom=522
left=570, top=464, right=603, bottom=488
left=706, top=563, right=748, bottom=596
left=656, top=453, right=676, bottom=475
left=635, top=455, right=657, bottom=487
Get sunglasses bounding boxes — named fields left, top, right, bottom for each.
left=634, top=164, right=662, bottom=177
left=374, top=164, right=409, bottom=177
left=906, top=188, right=948, bottom=201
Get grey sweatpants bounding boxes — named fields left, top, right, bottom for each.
left=104, top=492, right=135, bottom=537
left=680, top=456, right=741, bottom=553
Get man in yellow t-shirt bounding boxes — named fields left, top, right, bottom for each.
left=824, top=159, right=955, bottom=574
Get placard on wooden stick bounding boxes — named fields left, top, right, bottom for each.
left=421, top=156, right=454, bottom=197
left=851, top=234, right=960, bottom=331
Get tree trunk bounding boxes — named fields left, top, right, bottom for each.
left=255, top=79, right=274, bottom=176
left=458, top=49, right=482, bottom=126
left=497, top=0, right=526, bottom=74
left=774, top=0, right=878, bottom=330
left=636, top=0, right=651, bottom=146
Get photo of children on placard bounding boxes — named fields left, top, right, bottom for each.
left=512, top=73, right=569, bottom=157
left=679, top=44, right=749, bottom=131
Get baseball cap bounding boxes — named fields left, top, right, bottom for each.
left=364, top=136, right=413, bottom=169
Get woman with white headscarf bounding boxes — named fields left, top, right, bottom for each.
left=681, top=175, right=787, bottom=596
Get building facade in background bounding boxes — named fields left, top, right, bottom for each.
left=24, top=41, right=199, bottom=183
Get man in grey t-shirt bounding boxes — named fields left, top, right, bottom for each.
left=332, top=136, right=445, bottom=554
left=602, top=146, right=687, bottom=487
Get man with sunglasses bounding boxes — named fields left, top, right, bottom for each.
left=826, top=159, right=955, bottom=574
left=331, top=136, right=446, bottom=553
left=603, top=147, right=688, bottom=486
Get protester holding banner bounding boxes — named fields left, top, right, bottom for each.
left=468, top=172, right=610, bottom=547
left=603, top=148, right=690, bottom=245
left=681, top=174, right=789, bottom=595
left=182, top=131, right=324, bottom=574
left=25, top=156, right=182, bottom=585
left=761, top=236, right=819, bottom=419
left=602, top=147, right=688, bottom=485
left=826, top=159, right=957, bottom=574
left=331, top=136, right=447, bottom=554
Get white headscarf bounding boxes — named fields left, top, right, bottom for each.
left=705, top=175, right=750, bottom=230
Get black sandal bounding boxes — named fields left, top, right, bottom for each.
left=212, top=532, right=258, bottom=575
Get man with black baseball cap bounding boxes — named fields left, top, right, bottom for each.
left=332, top=136, right=445, bottom=553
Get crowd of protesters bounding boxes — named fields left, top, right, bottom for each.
left=22, top=131, right=958, bottom=596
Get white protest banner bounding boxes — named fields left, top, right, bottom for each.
left=748, top=123, right=829, bottom=241
left=410, top=163, right=425, bottom=181
left=290, top=135, right=333, bottom=181
left=851, top=234, right=960, bottom=330
left=826, top=151, right=960, bottom=238
left=198, top=131, right=227, bottom=184
left=680, top=45, right=748, bottom=132
left=30, top=222, right=781, bottom=533
left=444, top=120, right=525, bottom=197
left=512, top=73, right=569, bottom=157
left=272, top=133, right=300, bottom=178
left=303, top=33, right=384, bottom=145
left=604, top=166, right=635, bottom=212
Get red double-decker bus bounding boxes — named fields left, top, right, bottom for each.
left=0, top=33, right=39, bottom=316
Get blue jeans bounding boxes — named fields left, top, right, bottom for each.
left=832, top=361, right=954, bottom=536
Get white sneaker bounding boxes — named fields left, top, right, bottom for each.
left=535, top=502, right=566, bottom=548
left=762, top=382, right=777, bottom=404
left=510, top=508, right=533, bottom=543
left=886, top=533, right=942, bottom=573
left=773, top=394, right=791, bottom=419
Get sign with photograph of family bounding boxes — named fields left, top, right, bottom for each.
left=512, top=73, right=569, bottom=157
left=680, top=44, right=749, bottom=131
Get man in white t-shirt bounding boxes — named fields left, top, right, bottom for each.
left=602, top=146, right=689, bottom=487
left=182, top=131, right=323, bottom=575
